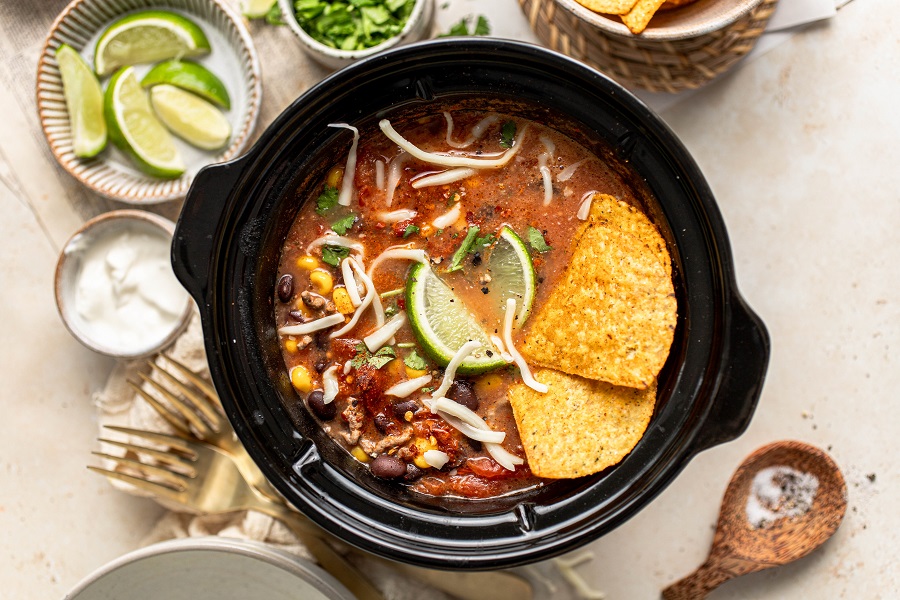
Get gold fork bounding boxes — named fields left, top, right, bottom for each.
left=127, top=355, right=281, bottom=503
left=91, top=425, right=384, bottom=600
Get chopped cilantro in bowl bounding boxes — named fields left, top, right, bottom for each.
left=285, top=0, right=428, bottom=63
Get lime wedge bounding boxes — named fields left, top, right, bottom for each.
left=105, top=67, right=185, bottom=179
left=486, top=226, right=536, bottom=327
left=94, top=10, right=211, bottom=77
left=141, top=60, right=230, bottom=109
left=406, top=262, right=506, bottom=375
left=55, top=44, right=107, bottom=158
left=239, top=0, right=278, bottom=19
left=150, top=84, right=231, bottom=150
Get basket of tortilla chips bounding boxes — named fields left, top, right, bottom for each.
left=518, top=0, right=778, bottom=92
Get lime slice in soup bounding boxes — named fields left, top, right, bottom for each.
left=150, top=84, right=231, bottom=150
left=141, top=60, right=231, bottom=109
left=104, top=66, right=185, bottom=179
left=94, top=10, right=211, bottom=76
left=55, top=44, right=107, bottom=158
left=406, top=262, right=507, bottom=375
left=486, top=225, right=536, bottom=327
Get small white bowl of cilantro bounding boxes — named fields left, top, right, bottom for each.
left=279, top=0, right=434, bottom=69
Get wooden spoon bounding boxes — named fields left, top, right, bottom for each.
left=663, top=440, right=847, bottom=599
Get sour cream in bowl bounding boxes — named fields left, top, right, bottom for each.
left=55, top=210, right=192, bottom=359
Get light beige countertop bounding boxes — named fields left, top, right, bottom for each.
left=1, top=0, right=896, bottom=597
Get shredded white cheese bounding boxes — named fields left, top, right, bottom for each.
left=380, top=119, right=529, bottom=169
left=278, top=313, right=344, bottom=336
left=444, top=112, right=499, bottom=148
left=427, top=398, right=506, bottom=444
left=431, top=340, right=481, bottom=399
left=503, top=298, right=548, bottom=393
left=423, top=449, right=450, bottom=470
left=577, top=191, right=597, bottom=221
left=489, top=334, right=514, bottom=363
left=485, top=443, right=524, bottom=471
left=327, top=123, right=358, bottom=207
left=558, top=158, right=586, bottom=182
left=322, top=365, right=340, bottom=404
left=385, top=151, right=409, bottom=206
left=385, top=374, right=432, bottom=398
left=411, top=167, right=477, bottom=189
left=375, top=159, right=385, bottom=190
left=432, top=202, right=462, bottom=229
left=538, top=154, right=553, bottom=206
left=376, top=208, right=417, bottom=224
left=363, top=312, right=406, bottom=353
left=340, top=257, right=363, bottom=307
left=305, top=233, right=364, bottom=258
left=365, top=245, right=429, bottom=279
left=539, top=134, right=556, bottom=158
left=329, top=258, right=376, bottom=338
left=343, top=360, right=352, bottom=375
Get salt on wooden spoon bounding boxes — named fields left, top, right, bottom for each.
left=663, top=440, right=847, bottom=599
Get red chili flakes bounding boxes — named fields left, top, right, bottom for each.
left=465, top=211, right=483, bottom=226
left=397, top=297, right=406, bottom=310
left=392, top=219, right=414, bottom=237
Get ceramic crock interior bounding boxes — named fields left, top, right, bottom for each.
left=211, top=40, right=727, bottom=566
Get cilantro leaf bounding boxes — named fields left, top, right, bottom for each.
left=332, top=213, right=357, bottom=235
left=499, top=120, right=516, bottom=149
left=470, top=233, right=495, bottom=253
left=403, top=224, right=420, bottom=238
left=265, top=3, right=285, bottom=25
left=384, top=304, right=398, bottom=318
left=447, top=226, right=480, bottom=272
left=351, top=343, right=396, bottom=370
left=473, top=15, right=491, bottom=36
left=403, top=349, right=427, bottom=371
left=438, top=14, right=491, bottom=37
left=322, top=245, right=351, bottom=267
left=315, top=185, right=340, bottom=215
left=527, top=226, right=552, bottom=253
left=294, top=0, right=415, bottom=51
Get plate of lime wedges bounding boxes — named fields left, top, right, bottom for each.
left=38, top=0, right=261, bottom=203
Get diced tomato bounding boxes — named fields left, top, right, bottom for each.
left=393, top=219, right=414, bottom=237
left=465, top=457, right=518, bottom=480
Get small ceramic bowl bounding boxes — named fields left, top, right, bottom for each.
left=55, top=210, right=193, bottom=360
left=557, top=0, right=764, bottom=41
left=278, top=0, right=434, bottom=70
left=64, top=537, right=356, bottom=600
left=36, top=0, right=262, bottom=204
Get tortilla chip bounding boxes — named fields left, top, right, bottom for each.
left=521, top=194, right=676, bottom=389
left=572, top=0, right=641, bottom=15
left=509, top=369, right=656, bottom=478
left=621, top=0, right=666, bottom=34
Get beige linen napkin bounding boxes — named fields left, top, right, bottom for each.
left=93, top=310, right=451, bottom=600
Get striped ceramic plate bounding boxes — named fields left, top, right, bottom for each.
left=37, top=0, right=261, bottom=204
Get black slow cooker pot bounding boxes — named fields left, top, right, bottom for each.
left=172, top=39, right=769, bottom=569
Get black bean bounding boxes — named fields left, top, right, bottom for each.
left=277, top=274, right=294, bottom=303
left=374, top=414, right=393, bottom=434
left=370, top=454, right=406, bottom=480
left=315, top=330, right=330, bottom=349
left=392, top=400, right=419, bottom=420
left=447, top=380, right=479, bottom=411
left=471, top=252, right=482, bottom=267
left=307, top=390, right=336, bottom=421
left=403, top=463, right=425, bottom=482
left=288, top=310, right=306, bottom=322
left=313, top=360, right=328, bottom=373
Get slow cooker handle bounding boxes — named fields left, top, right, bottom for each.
left=171, top=159, right=246, bottom=304
left=691, top=294, right=770, bottom=453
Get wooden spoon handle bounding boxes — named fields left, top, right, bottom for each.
left=662, top=556, right=757, bottom=600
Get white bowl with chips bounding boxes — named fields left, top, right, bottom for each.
left=36, top=0, right=262, bottom=203
left=558, top=0, right=764, bottom=40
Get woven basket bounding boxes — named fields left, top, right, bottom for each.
left=518, top=0, right=778, bottom=93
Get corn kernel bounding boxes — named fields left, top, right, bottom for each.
left=284, top=339, right=299, bottom=353
left=420, top=224, right=434, bottom=237
left=411, top=436, right=437, bottom=469
left=332, top=287, right=355, bottom=314
left=474, top=373, right=503, bottom=397
left=309, top=269, right=333, bottom=295
left=293, top=300, right=313, bottom=316
left=296, top=255, right=319, bottom=270
left=351, top=446, right=370, bottom=463
left=413, top=454, right=430, bottom=469
left=326, top=166, right=344, bottom=189
left=405, top=366, right=428, bottom=379
left=290, top=365, right=313, bottom=393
